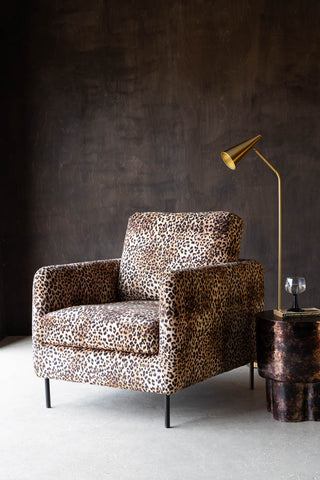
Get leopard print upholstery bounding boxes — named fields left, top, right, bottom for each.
left=32, top=212, right=264, bottom=396
left=41, top=300, right=160, bottom=355
left=119, top=211, right=244, bottom=300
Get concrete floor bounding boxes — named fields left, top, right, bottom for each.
left=0, top=337, right=319, bottom=480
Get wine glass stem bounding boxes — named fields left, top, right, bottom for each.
left=292, top=294, right=299, bottom=310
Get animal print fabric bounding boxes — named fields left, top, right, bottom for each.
left=118, top=212, right=244, bottom=301
left=42, top=300, right=160, bottom=355
left=33, top=259, right=120, bottom=345
left=33, top=243, right=264, bottom=395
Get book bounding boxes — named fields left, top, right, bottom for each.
left=273, top=307, right=320, bottom=318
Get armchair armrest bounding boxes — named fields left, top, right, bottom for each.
left=32, top=259, right=120, bottom=343
left=158, top=260, right=264, bottom=390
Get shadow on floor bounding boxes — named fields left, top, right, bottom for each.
left=0, top=335, right=29, bottom=348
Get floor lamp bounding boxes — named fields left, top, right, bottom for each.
left=221, top=135, right=282, bottom=310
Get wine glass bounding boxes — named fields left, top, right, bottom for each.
left=285, top=277, right=306, bottom=312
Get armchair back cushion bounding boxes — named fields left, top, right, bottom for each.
left=118, top=211, right=244, bottom=301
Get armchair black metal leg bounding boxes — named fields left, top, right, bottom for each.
left=45, top=378, right=51, bottom=408
left=165, top=394, right=170, bottom=428
left=250, top=361, right=254, bottom=390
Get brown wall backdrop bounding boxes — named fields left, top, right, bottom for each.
left=2, top=0, right=319, bottom=335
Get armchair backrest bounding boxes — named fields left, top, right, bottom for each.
left=118, top=211, right=244, bottom=300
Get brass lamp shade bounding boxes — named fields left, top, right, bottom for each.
left=221, top=134, right=262, bottom=170
left=220, top=134, right=283, bottom=310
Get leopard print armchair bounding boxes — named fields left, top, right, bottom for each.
left=32, top=211, right=264, bottom=427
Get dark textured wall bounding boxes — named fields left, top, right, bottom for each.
left=1, top=4, right=31, bottom=337
left=2, top=0, right=319, bottom=334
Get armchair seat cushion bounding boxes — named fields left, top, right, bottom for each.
left=41, top=300, right=160, bottom=355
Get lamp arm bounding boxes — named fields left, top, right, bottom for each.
left=253, top=147, right=282, bottom=310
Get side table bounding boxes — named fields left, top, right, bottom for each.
left=256, top=310, right=320, bottom=422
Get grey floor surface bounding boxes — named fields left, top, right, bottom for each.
left=0, top=337, right=319, bottom=480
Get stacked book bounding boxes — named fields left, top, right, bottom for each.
left=273, top=308, right=320, bottom=318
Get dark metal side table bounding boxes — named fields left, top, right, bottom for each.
left=256, top=310, right=320, bottom=422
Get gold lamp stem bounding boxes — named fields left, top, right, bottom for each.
left=253, top=148, right=282, bottom=310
